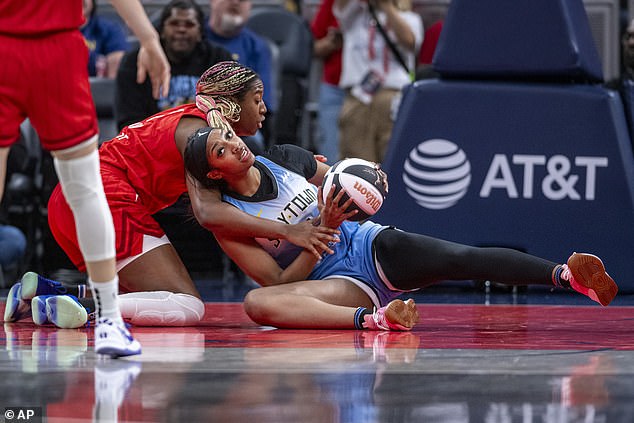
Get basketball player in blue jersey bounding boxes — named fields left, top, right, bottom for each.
left=183, top=126, right=619, bottom=331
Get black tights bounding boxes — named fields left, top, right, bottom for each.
left=374, top=228, right=558, bottom=291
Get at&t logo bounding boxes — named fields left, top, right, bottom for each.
left=403, top=139, right=608, bottom=210
left=403, top=139, right=471, bottom=209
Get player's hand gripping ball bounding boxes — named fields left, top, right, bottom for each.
left=321, top=158, right=388, bottom=221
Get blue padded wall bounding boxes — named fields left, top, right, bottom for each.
left=376, top=80, right=634, bottom=291
left=376, top=0, right=634, bottom=291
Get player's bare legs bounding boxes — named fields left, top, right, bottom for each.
left=243, top=278, right=418, bottom=331
left=118, top=244, right=199, bottom=297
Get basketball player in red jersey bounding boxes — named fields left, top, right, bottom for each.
left=5, top=62, right=339, bottom=330
left=0, top=0, right=170, bottom=357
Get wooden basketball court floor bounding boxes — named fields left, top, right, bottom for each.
left=2, top=284, right=634, bottom=423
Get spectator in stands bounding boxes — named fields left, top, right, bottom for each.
left=0, top=210, right=26, bottom=283
left=311, top=0, right=344, bottom=164
left=334, top=0, right=422, bottom=163
left=0, top=221, right=26, bottom=281
left=415, top=19, right=442, bottom=81
left=0, top=139, right=32, bottom=282
left=622, top=18, right=634, bottom=76
left=606, top=18, right=634, bottom=90
left=80, top=0, right=129, bottom=78
left=205, top=0, right=275, bottom=145
left=116, top=0, right=232, bottom=130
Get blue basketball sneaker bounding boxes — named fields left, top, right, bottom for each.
left=3, top=283, right=31, bottom=322
left=20, top=272, right=68, bottom=300
left=31, top=295, right=50, bottom=326
left=31, top=294, right=89, bottom=329
left=95, top=317, right=141, bottom=358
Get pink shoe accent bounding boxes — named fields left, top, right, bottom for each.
left=362, top=299, right=419, bottom=331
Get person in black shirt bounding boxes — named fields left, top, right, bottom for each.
left=115, top=0, right=233, bottom=129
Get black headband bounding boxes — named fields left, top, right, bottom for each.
left=185, top=126, right=214, bottom=186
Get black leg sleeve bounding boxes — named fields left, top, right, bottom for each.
left=374, top=228, right=558, bottom=291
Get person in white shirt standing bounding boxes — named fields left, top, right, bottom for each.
left=334, top=0, right=422, bottom=163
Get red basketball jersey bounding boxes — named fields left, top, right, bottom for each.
left=99, top=104, right=208, bottom=214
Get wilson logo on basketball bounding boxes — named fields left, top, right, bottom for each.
left=353, top=181, right=382, bottom=211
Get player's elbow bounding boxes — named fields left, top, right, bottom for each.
left=193, top=204, right=223, bottom=231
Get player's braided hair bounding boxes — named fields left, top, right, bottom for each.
left=195, top=61, right=261, bottom=129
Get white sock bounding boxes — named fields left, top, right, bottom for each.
left=90, top=277, right=122, bottom=323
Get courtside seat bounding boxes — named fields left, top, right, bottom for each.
left=247, top=6, right=313, bottom=145
left=89, top=77, right=119, bottom=143
left=375, top=0, right=634, bottom=291
left=432, top=1, right=603, bottom=83
left=3, top=121, right=45, bottom=278
left=258, top=36, right=282, bottom=146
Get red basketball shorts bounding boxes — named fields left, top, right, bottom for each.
left=0, top=30, right=98, bottom=150
left=47, top=167, right=167, bottom=272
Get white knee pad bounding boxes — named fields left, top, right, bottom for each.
left=53, top=148, right=115, bottom=262
left=118, top=291, right=205, bottom=326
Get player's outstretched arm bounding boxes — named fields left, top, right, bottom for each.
left=109, top=0, right=170, bottom=99
left=217, top=234, right=320, bottom=286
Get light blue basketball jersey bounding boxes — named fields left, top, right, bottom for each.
left=222, top=156, right=400, bottom=306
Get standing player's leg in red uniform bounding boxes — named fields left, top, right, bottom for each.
left=0, top=0, right=170, bottom=358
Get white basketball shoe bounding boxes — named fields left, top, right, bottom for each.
left=95, top=317, right=141, bottom=358
left=31, top=294, right=89, bottom=329
left=4, top=283, right=30, bottom=322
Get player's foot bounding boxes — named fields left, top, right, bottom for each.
left=20, top=271, right=68, bottom=300
left=3, top=283, right=31, bottom=322
left=561, top=253, right=618, bottom=306
left=362, top=299, right=419, bottom=331
left=95, top=317, right=141, bottom=358
left=47, top=295, right=91, bottom=328
left=31, top=295, right=89, bottom=328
